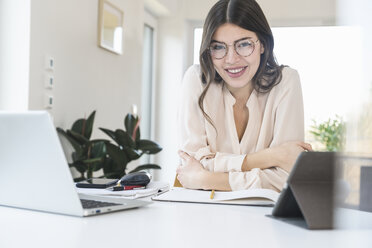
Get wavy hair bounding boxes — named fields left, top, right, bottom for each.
left=199, top=0, right=284, bottom=127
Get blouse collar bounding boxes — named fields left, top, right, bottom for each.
left=222, top=83, right=258, bottom=108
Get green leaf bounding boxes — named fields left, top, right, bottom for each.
left=135, top=128, right=141, bottom=142
left=71, top=119, right=84, bottom=134
left=84, top=111, right=96, bottom=139
left=136, top=139, right=162, bottom=154
left=90, top=141, right=106, bottom=158
left=92, top=163, right=103, bottom=172
left=102, top=158, right=126, bottom=179
left=99, top=127, right=117, bottom=141
left=124, top=114, right=140, bottom=140
left=82, top=157, right=104, bottom=172
left=115, top=129, right=135, bottom=148
left=123, top=147, right=142, bottom=160
left=72, top=151, right=85, bottom=162
left=82, top=157, right=103, bottom=164
left=67, top=129, right=89, bottom=145
left=90, top=139, right=110, bottom=144
left=105, top=143, right=128, bottom=171
left=310, top=116, right=346, bottom=152
left=129, top=164, right=161, bottom=173
left=57, top=128, right=84, bottom=155
left=71, top=111, right=96, bottom=139
left=309, top=131, right=320, bottom=136
left=71, top=161, right=88, bottom=174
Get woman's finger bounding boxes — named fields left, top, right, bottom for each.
left=178, top=150, right=191, bottom=161
left=303, top=142, right=312, bottom=151
left=299, top=142, right=313, bottom=151
left=305, top=144, right=313, bottom=151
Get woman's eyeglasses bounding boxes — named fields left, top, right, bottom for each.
left=209, top=38, right=260, bottom=60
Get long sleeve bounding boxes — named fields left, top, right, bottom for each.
left=229, top=68, right=304, bottom=191
left=270, top=68, right=304, bottom=146
left=177, top=66, right=211, bottom=162
left=178, top=65, right=245, bottom=172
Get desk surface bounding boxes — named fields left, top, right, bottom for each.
left=1, top=199, right=372, bottom=248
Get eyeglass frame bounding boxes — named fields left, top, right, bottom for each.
left=208, top=38, right=260, bottom=60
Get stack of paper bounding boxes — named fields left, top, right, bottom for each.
left=152, top=188, right=279, bottom=206
left=76, top=181, right=169, bottom=199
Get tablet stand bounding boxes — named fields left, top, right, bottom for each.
left=272, top=152, right=335, bottom=230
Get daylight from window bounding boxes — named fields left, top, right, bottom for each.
left=193, top=28, right=203, bottom=65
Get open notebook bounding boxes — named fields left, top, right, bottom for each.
left=152, top=187, right=279, bottom=206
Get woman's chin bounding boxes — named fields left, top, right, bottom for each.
left=223, top=77, right=252, bottom=90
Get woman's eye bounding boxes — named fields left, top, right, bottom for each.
left=211, top=44, right=225, bottom=50
left=237, top=41, right=252, bottom=48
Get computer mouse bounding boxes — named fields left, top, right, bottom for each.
left=119, top=171, right=152, bottom=187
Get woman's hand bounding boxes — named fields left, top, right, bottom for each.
left=176, top=150, right=209, bottom=190
left=271, top=141, right=313, bottom=172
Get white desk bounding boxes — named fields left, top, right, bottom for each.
left=1, top=200, right=372, bottom=248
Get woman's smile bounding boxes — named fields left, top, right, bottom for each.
left=225, top=66, right=248, bottom=78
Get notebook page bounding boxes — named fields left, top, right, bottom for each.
left=153, top=187, right=279, bottom=204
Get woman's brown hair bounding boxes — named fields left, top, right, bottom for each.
left=199, top=0, right=284, bottom=127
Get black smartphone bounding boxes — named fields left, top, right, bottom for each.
left=76, top=178, right=118, bottom=189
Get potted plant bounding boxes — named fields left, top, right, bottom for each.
left=309, top=115, right=346, bottom=152
left=58, top=111, right=162, bottom=181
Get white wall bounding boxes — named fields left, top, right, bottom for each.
left=28, top=0, right=144, bottom=139
left=0, top=0, right=30, bottom=110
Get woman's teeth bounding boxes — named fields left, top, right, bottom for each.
left=227, top=67, right=245, bottom=73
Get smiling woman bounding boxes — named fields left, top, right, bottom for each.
left=176, top=0, right=312, bottom=192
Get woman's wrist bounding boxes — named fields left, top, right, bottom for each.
left=202, top=171, right=231, bottom=191
left=200, top=171, right=212, bottom=190
left=241, top=141, right=311, bottom=173
left=242, top=147, right=279, bottom=172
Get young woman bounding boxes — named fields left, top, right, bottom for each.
left=176, top=0, right=312, bottom=192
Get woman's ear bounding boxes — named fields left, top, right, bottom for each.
left=260, top=44, right=265, bottom=54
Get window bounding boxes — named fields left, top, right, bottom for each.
left=141, top=24, right=154, bottom=141
left=0, top=0, right=30, bottom=110
left=193, top=28, right=203, bottom=64
left=141, top=19, right=156, bottom=165
left=272, top=26, right=363, bottom=135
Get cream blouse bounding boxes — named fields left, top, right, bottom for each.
left=178, top=64, right=304, bottom=192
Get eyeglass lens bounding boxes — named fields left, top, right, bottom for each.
left=209, top=39, right=256, bottom=59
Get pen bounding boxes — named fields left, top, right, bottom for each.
left=210, top=190, right=215, bottom=199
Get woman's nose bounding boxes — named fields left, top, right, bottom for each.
left=225, top=46, right=240, bottom=64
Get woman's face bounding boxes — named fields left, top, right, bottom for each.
left=211, top=23, right=264, bottom=92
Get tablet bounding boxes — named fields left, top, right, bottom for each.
left=271, top=151, right=335, bottom=229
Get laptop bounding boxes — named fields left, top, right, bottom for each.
left=0, top=111, right=150, bottom=217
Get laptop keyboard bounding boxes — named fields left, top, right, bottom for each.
left=80, top=199, right=122, bottom=209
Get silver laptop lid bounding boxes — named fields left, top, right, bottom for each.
left=0, top=111, right=84, bottom=216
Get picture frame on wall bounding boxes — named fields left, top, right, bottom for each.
left=98, top=0, right=124, bottom=54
